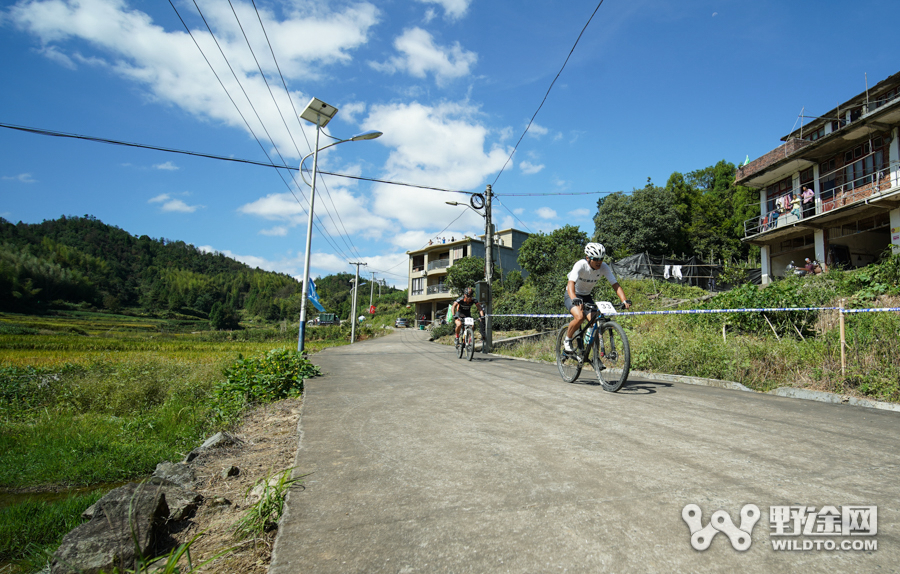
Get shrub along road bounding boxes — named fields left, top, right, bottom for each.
left=269, top=329, right=899, bottom=572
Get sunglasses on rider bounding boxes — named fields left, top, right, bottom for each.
left=589, top=257, right=603, bottom=262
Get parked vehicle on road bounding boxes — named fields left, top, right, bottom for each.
left=395, top=318, right=408, bottom=328
left=316, top=312, right=339, bottom=326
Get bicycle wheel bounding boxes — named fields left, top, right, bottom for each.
left=556, top=326, right=582, bottom=383
left=593, top=321, right=630, bottom=392
left=456, top=331, right=464, bottom=359
left=465, top=327, right=475, bottom=361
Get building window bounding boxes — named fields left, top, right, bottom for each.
left=804, top=126, right=825, bottom=141
left=765, top=177, right=793, bottom=214
left=841, top=138, right=886, bottom=190
left=411, top=277, right=424, bottom=296
left=412, top=255, right=425, bottom=272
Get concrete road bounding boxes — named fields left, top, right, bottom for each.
left=269, top=329, right=899, bottom=573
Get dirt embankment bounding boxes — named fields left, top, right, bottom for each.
left=172, top=398, right=302, bottom=573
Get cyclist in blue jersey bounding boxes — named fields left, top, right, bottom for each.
left=452, top=287, right=485, bottom=345
left=563, top=243, right=631, bottom=352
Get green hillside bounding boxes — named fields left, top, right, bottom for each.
left=0, top=215, right=404, bottom=323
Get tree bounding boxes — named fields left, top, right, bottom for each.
left=446, top=256, right=491, bottom=296
left=593, top=183, right=681, bottom=258
left=209, top=302, right=240, bottom=330
left=518, top=225, right=588, bottom=295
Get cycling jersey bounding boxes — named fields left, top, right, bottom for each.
left=567, top=259, right=617, bottom=296
left=454, top=295, right=479, bottom=318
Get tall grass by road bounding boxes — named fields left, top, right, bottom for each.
left=489, top=260, right=900, bottom=402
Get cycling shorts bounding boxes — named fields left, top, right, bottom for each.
left=564, top=293, right=594, bottom=311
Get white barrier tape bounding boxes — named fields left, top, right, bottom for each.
left=489, top=306, right=900, bottom=319
left=489, top=306, right=838, bottom=319
left=841, top=307, right=900, bottom=314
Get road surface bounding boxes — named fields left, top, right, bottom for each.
left=269, top=328, right=898, bottom=573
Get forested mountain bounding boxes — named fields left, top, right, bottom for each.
left=0, top=215, right=402, bottom=321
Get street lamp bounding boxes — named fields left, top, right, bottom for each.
left=297, top=97, right=382, bottom=352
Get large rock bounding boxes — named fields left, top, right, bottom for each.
left=184, top=431, right=243, bottom=462
left=82, top=477, right=201, bottom=522
left=52, top=482, right=169, bottom=574
left=151, top=461, right=196, bottom=489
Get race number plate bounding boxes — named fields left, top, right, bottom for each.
left=597, top=301, right=617, bottom=315
left=464, top=317, right=475, bottom=326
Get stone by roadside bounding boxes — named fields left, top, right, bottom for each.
left=47, top=399, right=302, bottom=574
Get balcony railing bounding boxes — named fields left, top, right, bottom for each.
left=426, top=284, right=450, bottom=295
left=427, top=259, right=451, bottom=271
left=744, top=160, right=897, bottom=238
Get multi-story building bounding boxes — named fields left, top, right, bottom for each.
left=738, top=71, right=900, bottom=284
left=407, top=228, right=529, bottom=321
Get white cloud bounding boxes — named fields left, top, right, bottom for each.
left=414, top=0, right=471, bottom=20
left=149, top=193, right=203, bottom=213
left=153, top=161, right=178, bottom=171
left=568, top=208, right=591, bottom=219
left=362, top=100, right=511, bottom=228
left=259, top=226, right=288, bottom=237
left=7, top=0, right=380, bottom=159
left=39, top=45, right=76, bottom=68
left=526, top=122, right=549, bottom=138
left=536, top=207, right=557, bottom=219
left=519, top=160, right=544, bottom=175
left=370, top=27, right=476, bottom=86
left=339, top=101, right=367, bottom=124
left=513, top=207, right=524, bottom=215
left=2, top=173, right=37, bottom=183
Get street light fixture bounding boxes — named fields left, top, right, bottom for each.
left=297, top=97, right=382, bottom=352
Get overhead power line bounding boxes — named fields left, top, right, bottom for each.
left=0, top=122, right=472, bottom=196
left=491, top=0, right=606, bottom=188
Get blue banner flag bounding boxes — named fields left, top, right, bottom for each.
left=308, top=278, right=326, bottom=312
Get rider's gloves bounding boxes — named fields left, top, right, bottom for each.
left=572, top=298, right=583, bottom=307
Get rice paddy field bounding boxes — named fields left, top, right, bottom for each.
left=0, top=309, right=341, bottom=573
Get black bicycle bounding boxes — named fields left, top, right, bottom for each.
left=455, top=316, right=480, bottom=361
left=555, top=301, right=631, bottom=392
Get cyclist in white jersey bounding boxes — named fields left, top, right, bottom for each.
left=563, top=242, right=631, bottom=352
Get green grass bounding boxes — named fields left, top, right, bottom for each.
left=0, top=489, right=104, bottom=572
left=0, top=309, right=352, bottom=573
left=489, top=267, right=900, bottom=403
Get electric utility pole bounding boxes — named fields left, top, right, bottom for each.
left=350, top=261, right=367, bottom=343
left=483, top=184, right=493, bottom=353
left=369, top=272, right=376, bottom=309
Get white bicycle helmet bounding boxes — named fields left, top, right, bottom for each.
left=584, top=242, right=606, bottom=261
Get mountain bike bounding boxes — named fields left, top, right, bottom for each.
left=455, top=316, right=480, bottom=361
left=555, top=301, right=631, bottom=392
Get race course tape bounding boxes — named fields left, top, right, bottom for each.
left=489, top=306, right=900, bottom=319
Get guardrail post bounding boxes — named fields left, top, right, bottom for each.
left=839, top=299, right=846, bottom=378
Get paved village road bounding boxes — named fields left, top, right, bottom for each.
left=269, top=329, right=899, bottom=573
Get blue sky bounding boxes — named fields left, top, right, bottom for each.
left=1, top=0, right=897, bottom=286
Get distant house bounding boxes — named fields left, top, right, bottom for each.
left=407, top=228, right=529, bottom=321
left=738, top=70, right=900, bottom=284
